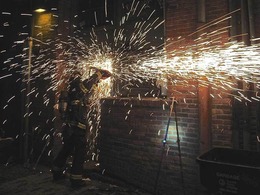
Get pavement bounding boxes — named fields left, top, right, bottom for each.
left=0, top=162, right=152, bottom=195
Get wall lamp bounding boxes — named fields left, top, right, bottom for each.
left=34, top=8, right=46, bottom=13
left=33, top=0, right=47, bottom=13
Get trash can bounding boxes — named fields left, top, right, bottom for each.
left=196, top=147, right=260, bottom=195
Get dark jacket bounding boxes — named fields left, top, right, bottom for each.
left=60, top=71, right=103, bottom=129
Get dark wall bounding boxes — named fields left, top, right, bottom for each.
left=0, top=0, right=31, bottom=138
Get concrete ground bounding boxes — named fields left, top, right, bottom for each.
left=0, top=162, right=152, bottom=195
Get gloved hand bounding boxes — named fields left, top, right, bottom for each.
left=99, top=69, right=112, bottom=79
left=90, top=67, right=112, bottom=80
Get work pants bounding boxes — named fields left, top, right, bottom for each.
left=53, top=125, right=86, bottom=180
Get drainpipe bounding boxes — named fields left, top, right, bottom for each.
left=241, top=0, right=249, bottom=150
left=247, top=0, right=259, bottom=152
left=241, top=0, right=250, bottom=46
left=241, top=0, right=254, bottom=151
left=247, top=0, right=255, bottom=44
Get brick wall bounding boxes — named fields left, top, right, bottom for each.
left=211, top=89, right=233, bottom=148
left=99, top=97, right=203, bottom=194
left=166, top=0, right=232, bottom=150
left=47, top=0, right=260, bottom=193
left=97, top=0, right=260, bottom=194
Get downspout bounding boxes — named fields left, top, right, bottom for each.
left=247, top=0, right=259, bottom=152
left=241, top=0, right=256, bottom=151
left=241, top=0, right=250, bottom=46
left=247, top=0, right=256, bottom=44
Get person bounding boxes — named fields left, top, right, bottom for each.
left=52, top=67, right=111, bottom=188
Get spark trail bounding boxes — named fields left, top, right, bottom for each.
left=1, top=1, right=260, bottom=161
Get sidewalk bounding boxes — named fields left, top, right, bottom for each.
left=0, top=163, right=151, bottom=195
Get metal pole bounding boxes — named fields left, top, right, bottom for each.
left=154, top=97, right=174, bottom=194
left=24, top=37, right=33, bottom=166
left=174, top=101, right=185, bottom=195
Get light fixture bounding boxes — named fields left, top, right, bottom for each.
left=34, top=8, right=46, bottom=13
left=33, top=0, right=47, bottom=13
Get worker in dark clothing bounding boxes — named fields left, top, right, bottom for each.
left=52, top=67, right=111, bottom=188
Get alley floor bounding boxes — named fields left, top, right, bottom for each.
left=0, top=162, right=152, bottom=195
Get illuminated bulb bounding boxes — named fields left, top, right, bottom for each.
left=34, top=8, right=46, bottom=13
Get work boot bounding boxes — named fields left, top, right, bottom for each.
left=52, top=170, right=66, bottom=181
left=70, top=179, right=87, bottom=189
